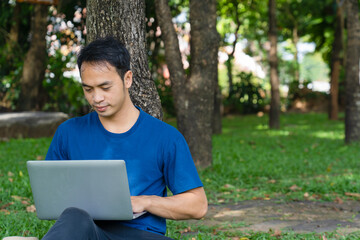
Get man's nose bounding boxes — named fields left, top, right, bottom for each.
left=93, top=90, right=105, bottom=103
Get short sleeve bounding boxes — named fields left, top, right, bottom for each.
left=45, top=124, right=68, bottom=160
left=163, top=133, right=203, bottom=195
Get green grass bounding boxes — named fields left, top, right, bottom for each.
left=203, top=113, right=360, bottom=204
left=1, top=112, right=360, bottom=239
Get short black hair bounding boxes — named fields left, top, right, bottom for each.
left=77, top=36, right=131, bottom=81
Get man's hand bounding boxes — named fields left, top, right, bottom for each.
left=131, top=187, right=207, bottom=220
left=131, top=195, right=152, bottom=213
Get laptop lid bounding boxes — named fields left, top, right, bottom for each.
left=27, top=160, right=135, bottom=220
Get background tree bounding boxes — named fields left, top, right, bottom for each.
left=304, top=0, right=345, bottom=119
left=345, top=0, right=360, bottom=143
left=329, top=0, right=344, bottom=120
left=268, top=0, right=280, bottom=129
left=217, top=0, right=243, bottom=99
left=86, top=0, right=162, bottom=119
left=154, top=0, right=219, bottom=168
left=17, top=3, right=48, bottom=111
left=0, top=2, right=32, bottom=110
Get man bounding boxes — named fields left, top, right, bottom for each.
left=42, top=37, right=207, bottom=239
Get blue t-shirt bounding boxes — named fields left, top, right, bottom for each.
left=45, top=107, right=203, bottom=235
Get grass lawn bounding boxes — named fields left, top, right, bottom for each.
left=1, top=112, right=360, bottom=239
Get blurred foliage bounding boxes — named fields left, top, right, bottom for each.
left=155, top=77, right=175, bottom=118
left=223, top=72, right=266, bottom=115
left=42, top=50, right=89, bottom=116
left=0, top=1, right=88, bottom=115
left=42, top=5, right=88, bottom=116
left=0, top=2, right=32, bottom=110
left=0, top=0, right=344, bottom=116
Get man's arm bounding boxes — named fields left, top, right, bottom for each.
left=131, top=187, right=208, bottom=220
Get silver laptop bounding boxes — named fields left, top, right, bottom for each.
left=27, top=160, right=145, bottom=220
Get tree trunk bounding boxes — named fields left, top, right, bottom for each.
left=345, top=0, right=360, bottom=143
left=268, top=0, right=280, bottom=129
left=213, top=81, right=222, bottom=135
left=226, top=56, right=234, bottom=98
left=8, top=3, right=21, bottom=44
left=17, top=4, right=48, bottom=111
left=155, top=0, right=219, bottom=168
left=293, top=24, right=299, bottom=83
left=86, top=0, right=162, bottom=119
left=185, top=0, right=218, bottom=168
left=329, top=0, right=343, bottom=120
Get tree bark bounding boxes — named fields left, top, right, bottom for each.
left=8, top=3, right=21, bottom=44
left=293, top=24, right=299, bottom=83
left=268, top=0, right=280, bottom=129
left=329, top=0, right=343, bottom=120
left=345, top=0, right=360, bottom=143
left=86, top=0, right=162, bottom=119
left=155, top=0, right=219, bottom=168
left=213, top=81, right=222, bottom=135
left=17, top=4, right=48, bottom=111
left=226, top=56, right=234, bottom=98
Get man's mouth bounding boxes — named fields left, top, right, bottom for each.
left=94, top=105, right=108, bottom=112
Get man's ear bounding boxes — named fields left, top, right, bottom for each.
left=123, top=71, right=133, bottom=89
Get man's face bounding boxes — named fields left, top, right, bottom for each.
left=80, top=62, right=132, bottom=120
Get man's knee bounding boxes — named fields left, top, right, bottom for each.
left=43, top=207, right=98, bottom=240
left=59, top=207, right=95, bottom=232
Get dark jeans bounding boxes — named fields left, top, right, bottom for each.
left=42, top=207, right=173, bottom=240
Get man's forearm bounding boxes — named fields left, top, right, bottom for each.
left=131, top=187, right=208, bottom=220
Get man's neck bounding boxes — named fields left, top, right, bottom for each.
left=99, top=104, right=140, bottom=134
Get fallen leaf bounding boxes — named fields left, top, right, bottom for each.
left=345, top=192, right=360, bottom=198
left=180, top=226, right=191, bottom=233
left=26, top=205, right=36, bottom=213
left=322, top=235, right=328, bottom=240
left=311, top=143, right=319, bottom=149
left=0, top=209, right=10, bottom=214
left=236, top=188, right=247, bottom=192
left=271, top=229, right=282, bottom=237
left=267, top=179, right=276, bottom=184
left=304, top=192, right=310, bottom=198
left=8, top=178, right=13, bottom=183
left=334, top=197, right=343, bottom=204
left=1, top=202, right=14, bottom=209
left=36, top=155, right=44, bottom=160
left=7, top=172, right=14, bottom=177
left=223, top=184, right=236, bottom=189
left=289, top=185, right=302, bottom=191
left=19, top=171, right=23, bottom=177
left=312, top=194, right=322, bottom=200
left=11, top=195, right=23, bottom=201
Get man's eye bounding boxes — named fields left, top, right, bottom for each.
left=84, top=88, right=92, bottom=92
left=102, top=87, right=111, bottom=91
